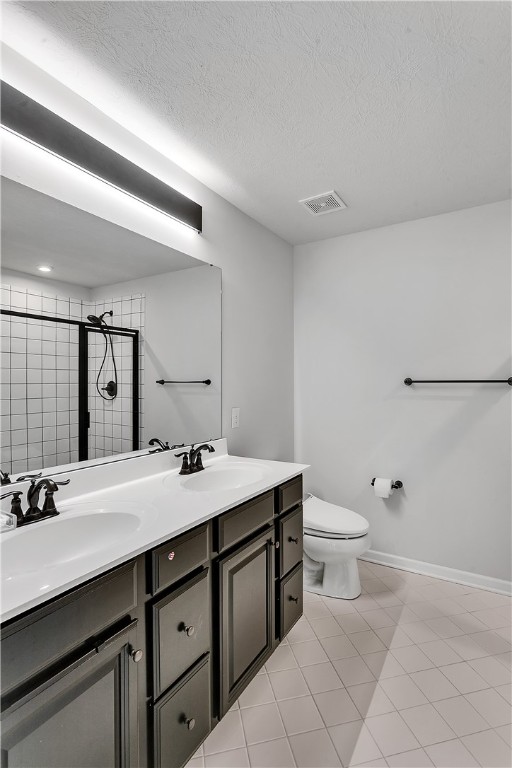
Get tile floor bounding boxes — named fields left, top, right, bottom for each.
left=187, top=561, right=511, bottom=768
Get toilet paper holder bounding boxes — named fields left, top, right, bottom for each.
left=371, top=478, right=403, bottom=490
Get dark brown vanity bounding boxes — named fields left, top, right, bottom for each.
left=1, top=475, right=303, bottom=768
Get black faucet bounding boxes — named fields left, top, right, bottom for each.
left=0, top=490, right=25, bottom=526
left=0, top=470, right=11, bottom=486
left=148, top=438, right=170, bottom=453
left=176, top=444, right=215, bottom=475
left=25, top=478, right=70, bottom=523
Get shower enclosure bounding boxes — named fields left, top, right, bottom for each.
left=0, top=305, right=139, bottom=473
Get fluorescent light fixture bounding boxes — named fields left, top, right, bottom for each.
left=1, top=82, right=203, bottom=233
left=37, top=265, right=53, bottom=272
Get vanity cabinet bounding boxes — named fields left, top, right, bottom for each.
left=1, top=559, right=145, bottom=768
left=1, top=474, right=303, bottom=768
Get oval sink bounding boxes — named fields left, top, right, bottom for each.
left=1, top=505, right=151, bottom=580
left=180, top=463, right=267, bottom=492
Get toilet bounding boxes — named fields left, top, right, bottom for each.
left=303, top=494, right=370, bottom=599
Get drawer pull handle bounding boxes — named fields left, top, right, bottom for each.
left=131, top=649, right=144, bottom=663
left=289, top=595, right=299, bottom=603
left=179, top=623, right=196, bottom=637
left=167, top=551, right=175, bottom=561
left=184, top=717, right=196, bottom=730
left=288, top=536, right=299, bottom=544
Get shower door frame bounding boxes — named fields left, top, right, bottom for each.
left=79, top=324, right=140, bottom=461
left=1, top=309, right=140, bottom=464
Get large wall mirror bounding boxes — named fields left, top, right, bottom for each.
left=0, top=177, right=222, bottom=478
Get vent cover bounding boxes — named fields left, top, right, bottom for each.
left=299, top=190, right=346, bottom=216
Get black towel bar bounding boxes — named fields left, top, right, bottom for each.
left=404, top=378, right=512, bottom=386
left=156, top=379, right=212, bottom=385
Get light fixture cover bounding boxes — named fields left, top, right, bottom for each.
left=1, top=81, right=203, bottom=232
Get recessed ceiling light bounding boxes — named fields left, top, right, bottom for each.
left=37, top=265, right=53, bottom=272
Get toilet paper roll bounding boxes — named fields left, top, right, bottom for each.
left=373, top=478, right=394, bottom=498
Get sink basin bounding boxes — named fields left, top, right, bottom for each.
left=180, top=462, right=268, bottom=492
left=1, top=502, right=154, bottom=580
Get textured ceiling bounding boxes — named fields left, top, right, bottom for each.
left=5, top=1, right=512, bottom=244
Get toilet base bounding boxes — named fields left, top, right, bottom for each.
left=304, top=558, right=362, bottom=600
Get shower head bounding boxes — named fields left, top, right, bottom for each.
left=87, top=311, right=113, bottom=326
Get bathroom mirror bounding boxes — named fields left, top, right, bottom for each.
left=0, top=177, right=222, bottom=476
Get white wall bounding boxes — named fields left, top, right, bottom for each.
left=2, top=49, right=295, bottom=461
left=294, top=201, right=511, bottom=583
left=92, top=266, right=222, bottom=447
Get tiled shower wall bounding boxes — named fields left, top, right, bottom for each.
left=0, top=282, right=144, bottom=475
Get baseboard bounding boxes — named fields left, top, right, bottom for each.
left=360, top=549, right=512, bottom=596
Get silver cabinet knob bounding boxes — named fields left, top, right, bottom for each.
left=182, top=624, right=195, bottom=637
left=131, top=649, right=144, bottom=663
left=185, top=717, right=196, bottom=730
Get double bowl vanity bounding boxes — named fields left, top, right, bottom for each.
left=0, top=441, right=306, bottom=768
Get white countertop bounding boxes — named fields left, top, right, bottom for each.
left=0, top=440, right=307, bottom=623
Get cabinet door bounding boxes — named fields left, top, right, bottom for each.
left=217, top=529, right=275, bottom=716
left=1, top=623, right=140, bottom=768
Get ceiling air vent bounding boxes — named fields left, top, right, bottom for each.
left=299, top=190, right=346, bottom=216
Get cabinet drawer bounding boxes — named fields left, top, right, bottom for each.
left=153, top=655, right=211, bottom=768
left=152, top=569, right=210, bottom=698
left=278, top=475, right=303, bottom=515
left=151, top=523, right=210, bottom=595
left=215, top=491, right=274, bottom=554
left=278, top=505, right=303, bottom=577
left=278, top=563, right=303, bottom=639
left=1, top=560, right=137, bottom=699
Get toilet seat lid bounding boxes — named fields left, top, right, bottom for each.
left=303, top=495, right=369, bottom=538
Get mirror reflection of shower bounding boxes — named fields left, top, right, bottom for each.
left=87, top=310, right=118, bottom=400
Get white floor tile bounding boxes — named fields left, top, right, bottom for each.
left=304, top=601, right=331, bottom=620
left=352, top=595, right=381, bottom=613
left=266, top=645, right=299, bottom=673
left=494, top=724, right=512, bottom=746
left=337, top=613, right=372, bottom=634
left=186, top=758, right=204, bottom=768
left=299, top=660, right=344, bottom=695
left=247, top=738, right=296, bottom=767
left=362, top=651, right=407, bottom=680
left=462, top=729, right=512, bottom=767
left=277, top=696, right=324, bottom=735
left=329, top=721, right=383, bottom=766
left=354, top=759, right=388, bottom=767
left=362, top=609, right=397, bottom=630
left=449, top=612, right=490, bottom=635
left=289, top=729, right=341, bottom=767
left=465, top=688, right=512, bottom=728
left=333, top=656, right=376, bottom=687
left=204, top=747, right=250, bottom=767
left=439, top=662, right=490, bottom=694
left=433, top=696, right=489, bottom=737
left=204, top=710, right=246, bottom=755
left=314, top=687, right=361, bottom=726
left=386, top=748, right=433, bottom=767
left=418, top=640, right=463, bottom=667
left=239, top=674, right=276, bottom=708
left=424, top=618, right=465, bottom=639
left=268, top=668, right=309, bottom=701
left=309, top=615, right=346, bottom=639
left=470, top=631, right=512, bottom=656
left=495, top=684, right=512, bottom=704
left=409, top=668, right=459, bottom=702
left=322, top=596, right=358, bottom=615
left=320, top=634, right=359, bottom=661
left=347, top=682, right=396, bottom=717
left=400, top=703, right=456, bottom=746
left=379, top=675, right=428, bottom=710
left=364, top=712, right=420, bottom=757
left=291, top=639, right=330, bottom=667
left=385, top=607, right=420, bottom=625
left=443, top=635, right=489, bottom=661
left=374, top=627, right=415, bottom=650
left=390, top=645, right=434, bottom=673
left=424, top=738, right=478, bottom=767
left=240, top=702, right=286, bottom=745
left=350, top=631, right=388, bottom=655
left=401, top=622, right=439, bottom=644
left=286, top=617, right=317, bottom=644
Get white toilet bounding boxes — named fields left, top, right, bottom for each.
left=303, top=494, right=370, bottom=599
